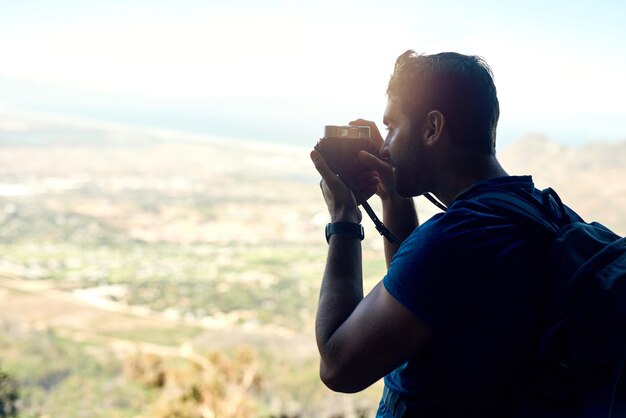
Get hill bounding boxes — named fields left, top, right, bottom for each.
left=499, top=133, right=626, bottom=235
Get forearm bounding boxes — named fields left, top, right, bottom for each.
left=315, top=234, right=363, bottom=362
left=382, top=195, right=418, bottom=267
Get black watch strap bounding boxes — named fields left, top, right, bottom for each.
left=325, top=222, right=364, bottom=243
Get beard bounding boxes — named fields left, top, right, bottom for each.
left=390, top=140, right=429, bottom=198
left=393, top=166, right=414, bottom=198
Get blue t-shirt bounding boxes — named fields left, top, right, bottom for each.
left=379, top=176, right=548, bottom=417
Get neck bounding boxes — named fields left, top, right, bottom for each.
left=433, top=151, right=508, bottom=207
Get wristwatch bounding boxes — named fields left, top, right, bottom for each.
left=325, top=222, right=364, bottom=243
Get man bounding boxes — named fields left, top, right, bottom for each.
left=310, top=51, right=548, bottom=417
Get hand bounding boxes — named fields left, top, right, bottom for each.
left=349, top=119, right=397, bottom=202
left=355, top=151, right=396, bottom=201
left=311, top=149, right=362, bottom=224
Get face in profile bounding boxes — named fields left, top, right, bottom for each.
left=382, top=98, right=429, bottom=198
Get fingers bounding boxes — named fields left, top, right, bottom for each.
left=311, top=149, right=361, bottom=221
left=356, top=150, right=396, bottom=200
left=356, top=172, right=380, bottom=199
left=357, top=150, right=392, bottom=174
left=356, top=171, right=380, bottom=184
left=349, top=118, right=383, bottom=147
left=310, top=150, right=335, bottom=180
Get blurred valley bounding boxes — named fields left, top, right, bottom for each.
left=0, top=111, right=624, bottom=417
left=0, top=112, right=385, bottom=418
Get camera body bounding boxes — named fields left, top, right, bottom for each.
left=315, top=125, right=379, bottom=180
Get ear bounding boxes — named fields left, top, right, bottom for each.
left=422, top=110, right=445, bottom=147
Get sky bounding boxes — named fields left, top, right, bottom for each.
left=0, top=0, right=625, bottom=148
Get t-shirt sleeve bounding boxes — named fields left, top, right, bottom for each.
left=382, top=205, right=535, bottom=331
left=383, top=215, right=455, bottom=327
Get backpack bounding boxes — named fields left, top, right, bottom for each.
left=481, top=187, right=626, bottom=418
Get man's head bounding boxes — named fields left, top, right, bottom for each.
left=386, top=50, right=500, bottom=156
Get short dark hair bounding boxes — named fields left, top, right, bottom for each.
left=387, top=50, right=500, bottom=155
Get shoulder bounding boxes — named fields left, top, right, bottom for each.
left=431, top=175, right=544, bottom=243
left=384, top=176, right=546, bottom=321
left=398, top=194, right=517, bottom=254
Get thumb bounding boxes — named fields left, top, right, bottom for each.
left=310, top=149, right=342, bottom=187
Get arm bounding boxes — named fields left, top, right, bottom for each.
left=381, top=194, right=418, bottom=268
left=317, top=279, right=430, bottom=392
left=311, top=150, right=430, bottom=392
left=354, top=151, right=418, bottom=267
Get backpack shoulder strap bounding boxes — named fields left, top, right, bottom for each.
left=478, top=187, right=584, bottom=234
left=478, top=189, right=556, bottom=233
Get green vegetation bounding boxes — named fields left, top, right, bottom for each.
left=0, top=325, right=381, bottom=417
left=0, top=324, right=154, bottom=417
left=0, top=240, right=329, bottom=330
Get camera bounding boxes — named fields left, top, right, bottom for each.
left=314, top=125, right=379, bottom=180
